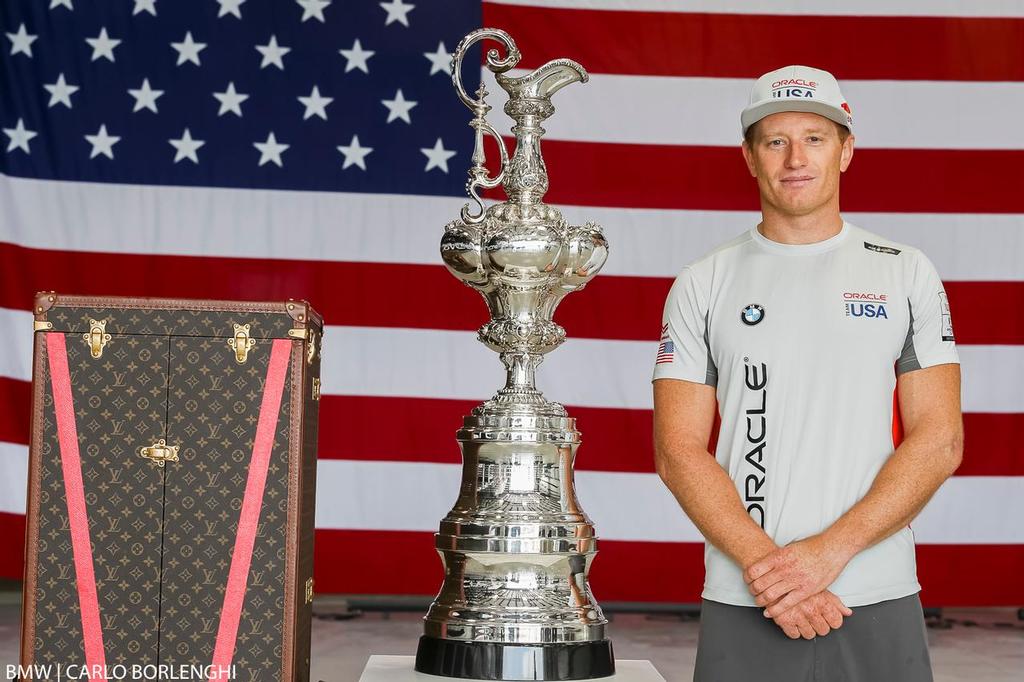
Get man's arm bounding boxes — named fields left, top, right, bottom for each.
left=653, top=378, right=852, bottom=638
left=653, top=378, right=776, bottom=568
left=746, top=363, right=963, bottom=617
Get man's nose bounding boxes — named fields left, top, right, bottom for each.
left=785, top=142, right=808, bottom=168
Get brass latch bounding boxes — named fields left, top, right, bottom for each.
left=227, top=323, right=256, bottom=363
left=306, top=330, right=318, bottom=365
left=83, top=319, right=111, bottom=358
left=305, top=577, right=314, bottom=604
left=139, top=439, right=180, bottom=467
left=288, top=328, right=318, bottom=364
left=311, top=377, right=321, bottom=401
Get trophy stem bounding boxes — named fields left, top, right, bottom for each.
left=497, top=352, right=544, bottom=403
left=505, top=117, right=549, bottom=206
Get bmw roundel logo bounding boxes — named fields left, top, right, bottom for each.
left=741, top=304, right=765, bottom=326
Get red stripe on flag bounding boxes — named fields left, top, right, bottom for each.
left=0, top=376, right=29, bottom=446
left=1, top=243, right=1021, bottom=344
left=0, top=382, right=1020, bottom=475
left=310, top=528, right=1024, bottom=606
left=0, top=512, right=25, bottom=580
left=311, top=398, right=1021, bottom=477
left=481, top=3, right=1024, bottom=81
left=532, top=142, right=1024, bottom=214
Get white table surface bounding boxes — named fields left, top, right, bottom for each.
left=358, top=655, right=666, bottom=682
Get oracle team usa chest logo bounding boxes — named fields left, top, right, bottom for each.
left=741, top=304, right=764, bottom=326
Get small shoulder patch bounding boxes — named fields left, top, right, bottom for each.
left=864, top=241, right=901, bottom=255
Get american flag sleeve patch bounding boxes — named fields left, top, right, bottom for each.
left=656, top=323, right=674, bottom=364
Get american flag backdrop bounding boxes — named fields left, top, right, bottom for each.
left=1, top=0, right=1023, bottom=607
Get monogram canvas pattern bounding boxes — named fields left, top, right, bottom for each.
left=160, top=336, right=291, bottom=680
left=33, top=333, right=170, bottom=670
left=47, top=307, right=294, bottom=339
left=26, top=301, right=317, bottom=682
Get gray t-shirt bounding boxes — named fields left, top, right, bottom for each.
left=652, top=221, right=959, bottom=607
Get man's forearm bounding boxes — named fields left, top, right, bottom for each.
left=656, top=446, right=776, bottom=568
left=821, top=427, right=963, bottom=562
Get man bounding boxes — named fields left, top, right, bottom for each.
left=651, top=65, right=963, bottom=681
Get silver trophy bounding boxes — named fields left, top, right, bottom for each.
left=414, top=28, right=614, bottom=681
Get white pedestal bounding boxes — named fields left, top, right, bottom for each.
left=358, top=656, right=666, bottom=681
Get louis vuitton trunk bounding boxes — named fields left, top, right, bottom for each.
left=20, top=293, right=323, bottom=682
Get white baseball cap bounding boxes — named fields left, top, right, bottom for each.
left=741, top=65, right=853, bottom=136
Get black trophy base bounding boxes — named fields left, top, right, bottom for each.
left=414, top=635, right=615, bottom=680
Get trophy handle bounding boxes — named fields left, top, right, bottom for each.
left=452, top=29, right=520, bottom=224
left=451, top=28, right=521, bottom=109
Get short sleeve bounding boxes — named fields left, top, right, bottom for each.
left=652, top=266, right=718, bottom=385
left=895, top=251, right=960, bottom=375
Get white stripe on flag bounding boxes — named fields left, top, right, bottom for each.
left=483, top=0, right=1024, bottom=17
left=0, top=443, right=1019, bottom=544
left=487, top=70, right=1024, bottom=150
left=3, top=174, right=1023, bottom=281
left=1, top=310, right=1021, bottom=413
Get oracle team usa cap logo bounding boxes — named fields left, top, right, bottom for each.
left=741, top=304, right=765, bottom=326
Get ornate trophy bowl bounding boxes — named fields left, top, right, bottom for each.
left=414, top=29, right=614, bottom=680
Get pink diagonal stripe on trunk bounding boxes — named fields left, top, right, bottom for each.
left=209, top=338, right=292, bottom=680
left=46, top=332, right=108, bottom=682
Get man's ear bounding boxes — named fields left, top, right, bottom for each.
left=839, top=133, right=855, bottom=173
left=741, top=140, right=758, bottom=178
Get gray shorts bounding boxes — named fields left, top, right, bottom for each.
left=693, top=593, right=933, bottom=682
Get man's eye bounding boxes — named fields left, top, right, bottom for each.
left=808, top=136, right=822, bottom=143
left=768, top=139, right=784, bottom=147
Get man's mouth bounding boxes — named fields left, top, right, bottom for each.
left=780, top=175, right=814, bottom=185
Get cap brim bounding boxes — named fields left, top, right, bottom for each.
left=741, top=99, right=852, bottom=135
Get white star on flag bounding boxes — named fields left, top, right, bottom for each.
left=337, top=135, right=373, bottom=170
left=171, top=32, right=207, bottom=66
left=133, top=0, right=157, bottom=16
left=379, top=0, right=414, bottom=27
left=84, top=124, right=120, bottom=160
left=169, top=128, right=205, bottom=164
left=297, top=0, right=331, bottom=23
left=423, top=41, right=452, bottom=77
left=298, top=86, right=333, bottom=121
left=3, top=119, right=37, bottom=154
left=382, top=89, right=417, bottom=124
left=213, top=82, right=249, bottom=117
left=7, top=24, right=38, bottom=58
left=254, top=132, right=289, bottom=167
left=86, top=28, right=121, bottom=63
left=339, top=39, right=374, bottom=74
left=44, top=74, right=80, bottom=109
left=128, top=79, right=164, bottom=113
left=50, top=0, right=73, bottom=9
left=256, top=35, right=291, bottom=70
left=421, top=138, right=455, bottom=173
left=216, top=0, right=245, bottom=18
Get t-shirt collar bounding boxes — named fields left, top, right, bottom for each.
left=750, top=221, right=850, bottom=255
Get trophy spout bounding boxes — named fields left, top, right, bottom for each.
left=496, top=58, right=589, bottom=101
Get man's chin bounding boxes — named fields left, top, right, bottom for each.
left=771, top=198, right=824, bottom=217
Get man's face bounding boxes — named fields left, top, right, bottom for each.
left=741, top=111, right=854, bottom=217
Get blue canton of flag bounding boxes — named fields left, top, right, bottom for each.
left=1, top=0, right=482, bottom=195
